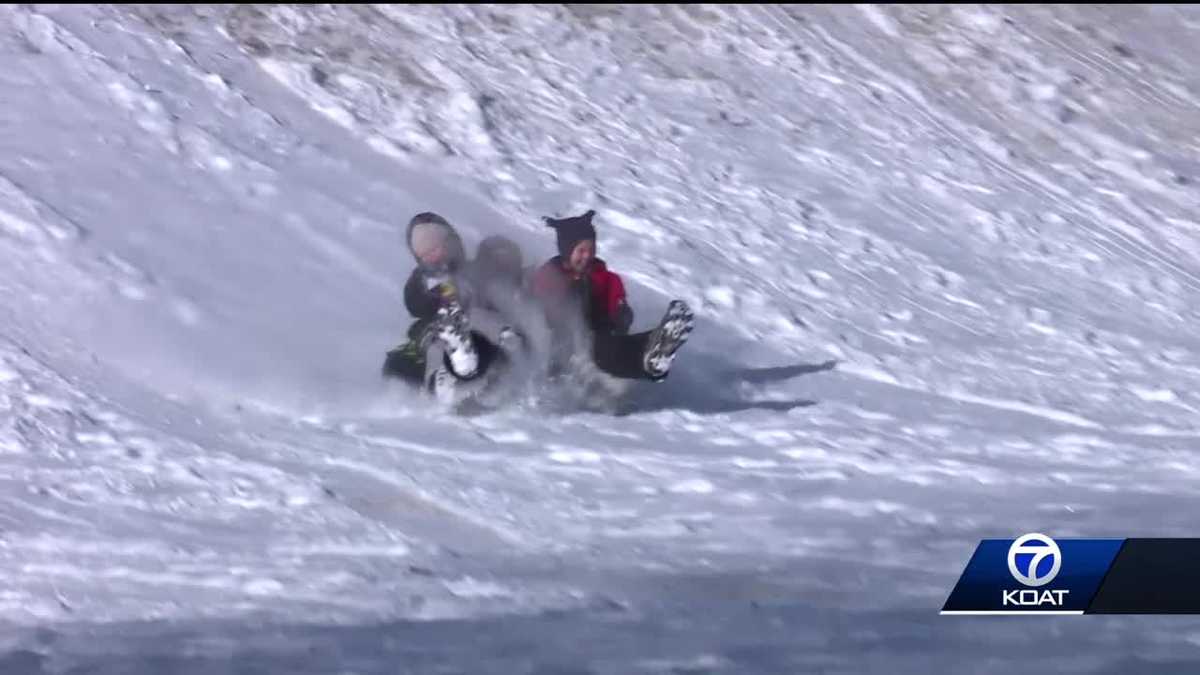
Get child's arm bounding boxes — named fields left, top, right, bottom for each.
left=602, top=271, right=633, bottom=334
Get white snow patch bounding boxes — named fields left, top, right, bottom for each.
left=549, top=450, right=603, bottom=464
left=839, top=362, right=901, bottom=386
left=780, top=446, right=830, bottom=460
left=704, top=285, right=736, bottom=308
left=856, top=4, right=900, bottom=38
left=243, top=578, right=285, bottom=596
left=750, top=430, right=794, bottom=446
left=668, top=479, right=715, bottom=495
left=1130, top=388, right=1178, bottom=403
left=600, top=209, right=671, bottom=245
left=731, top=457, right=779, bottom=469
left=814, top=496, right=906, bottom=518
left=23, top=394, right=68, bottom=410
left=73, top=432, right=117, bottom=446
left=481, top=429, right=531, bottom=444
left=443, top=577, right=514, bottom=599
left=942, top=294, right=984, bottom=310
left=0, top=209, right=37, bottom=240
left=946, top=391, right=1104, bottom=429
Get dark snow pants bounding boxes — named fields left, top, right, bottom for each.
left=591, top=330, right=663, bottom=381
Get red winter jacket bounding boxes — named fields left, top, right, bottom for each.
left=529, top=257, right=633, bottom=333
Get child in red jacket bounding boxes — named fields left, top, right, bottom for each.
left=530, top=210, right=693, bottom=381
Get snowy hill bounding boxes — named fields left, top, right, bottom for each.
left=3, top=4, right=1200, bottom=673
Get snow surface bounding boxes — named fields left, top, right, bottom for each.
left=2, top=3, right=1200, bottom=673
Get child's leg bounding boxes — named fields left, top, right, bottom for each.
left=382, top=340, right=426, bottom=385
left=591, top=331, right=655, bottom=380
left=591, top=301, right=694, bottom=381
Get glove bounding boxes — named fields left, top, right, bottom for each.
left=422, top=272, right=455, bottom=296
left=434, top=282, right=458, bottom=303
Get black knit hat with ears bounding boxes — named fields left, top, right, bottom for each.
left=544, top=209, right=597, bottom=258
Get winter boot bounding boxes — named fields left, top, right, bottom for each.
left=431, top=301, right=479, bottom=379
left=642, top=300, right=694, bottom=380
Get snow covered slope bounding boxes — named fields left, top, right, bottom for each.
left=3, top=4, right=1200, bottom=673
